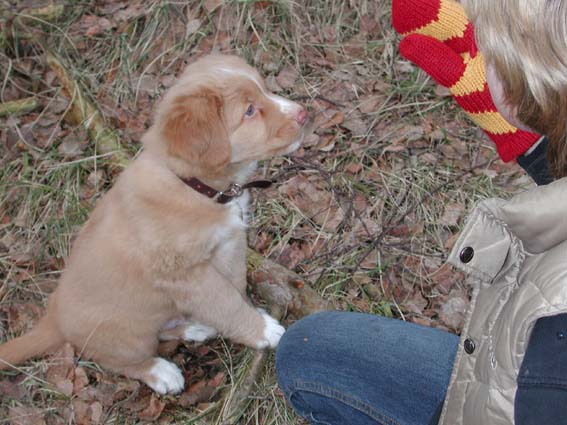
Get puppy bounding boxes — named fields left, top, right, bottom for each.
left=0, top=55, right=307, bottom=394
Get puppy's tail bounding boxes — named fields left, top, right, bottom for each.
left=0, top=316, right=64, bottom=370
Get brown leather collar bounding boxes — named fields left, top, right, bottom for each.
left=179, top=177, right=272, bottom=204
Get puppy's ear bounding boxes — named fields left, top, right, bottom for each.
left=162, top=88, right=230, bottom=169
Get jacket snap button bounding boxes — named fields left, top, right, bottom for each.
left=459, top=247, right=474, bottom=264
left=464, top=338, right=476, bottom=354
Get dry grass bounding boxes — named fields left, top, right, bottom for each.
left=0, top=0, right=533, bottom=423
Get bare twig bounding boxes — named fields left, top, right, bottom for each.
left=46, top=52, right=130, bottom=168
left=217, top=305, right=284, bottom=425
left=0, top=97, right=38, bottom=117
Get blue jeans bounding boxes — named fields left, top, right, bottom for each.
left=276, top=312, right=459, bottom=425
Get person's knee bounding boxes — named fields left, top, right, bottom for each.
left=276, top=311, right=336, bottom=390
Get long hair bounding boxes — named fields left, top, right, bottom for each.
left=463, top=0, right=567, bottom=178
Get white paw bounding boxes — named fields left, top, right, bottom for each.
left=182, top=322, right=218, bottom=342
left=256, top=309, right=285, bottom=350
left=147, top=358, right=185, bottom=395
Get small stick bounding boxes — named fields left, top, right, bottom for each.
left=0, top=97, right=39, bottom=117
left=218, top=306, right=284, bottom=424
left=46, top=52, right=130, bottom=168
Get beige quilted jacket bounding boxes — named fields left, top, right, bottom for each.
left=438, top=178, right=567, bottom=425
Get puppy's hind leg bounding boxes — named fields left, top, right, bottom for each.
left=119, top=357, right=185, bottom=395
left=86, top=323, right=185, bottom=395
left=159, top=318, right=218, bottom=343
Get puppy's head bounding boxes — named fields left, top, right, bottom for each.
left=155, top=55, right=307, bottom=172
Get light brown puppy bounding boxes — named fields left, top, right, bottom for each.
left=0, top=55, right=307, bottom=394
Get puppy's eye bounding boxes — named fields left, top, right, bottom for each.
left=244, top=104, right=256, bottom=119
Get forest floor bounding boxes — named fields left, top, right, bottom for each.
left=0, top=1, right=532, bottom=424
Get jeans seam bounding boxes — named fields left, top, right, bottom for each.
left=286, top=379, right=400, bottom=425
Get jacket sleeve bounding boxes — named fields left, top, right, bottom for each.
left=515, top=313, right=567, bottom=425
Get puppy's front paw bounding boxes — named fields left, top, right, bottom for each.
left=256, top=309, right=285, bottom=350
left=146, top=358, right=185, bottom=395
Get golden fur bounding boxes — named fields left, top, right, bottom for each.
left=0, top=55, right=306, bottom=394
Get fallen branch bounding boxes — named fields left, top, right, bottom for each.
left=46, top=52, right=130, bottom=168
left=247, top=248, right=331, bottom=318
left=0, top=97, right=39, bottom=117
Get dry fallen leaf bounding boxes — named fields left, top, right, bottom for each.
left=90, top=402, right=103, bottom=424
left=57, top=134, right=84, bottom=158
left=278, top=241, right=311, bottom=269
left=2, top=303, right=42, bottom=334
left=318, top=111, right=344, bottom=129
left=178, top=380, right=215, bottom=408
left=204, top=0, right=223, bottom=13
left=279, top=175, right=344, bottom=231
left=8, top=407, right=46, bottom=425
left=265, top=75, right=283, bottom=93
left=346, top=162, right=363, bottom=174
left=186, top=19, right=201, bottom=36
left=209, top=371, right=225, bottom=387
left=357, top=94, right=386, bottom=114
left=316, top=134, right=337, bottom=152
left=359, top=249, right=379, bottom=270
left=444, top=232, right=461, bottom=250
left=0, top=376, right=27, bottom=400
left=80, top=15, right=114, bottom=37
left=439, top=289, right=469, bottom=330
left=440, top=202, right=465, bottom=227
left=137, top=393, right=166, bottom=421
left=46, top=343, right=75, bottom=396
left=359, top=15, right=381, bottom=36
left=72, top=399, right=93, bottom=425
left=342, top=115, right=368, bottom=137
left=405, top=290, right=428, bottom=315
left=73, top=366, right=90, bottom=395
left=275, top=65, right=299, bottom=89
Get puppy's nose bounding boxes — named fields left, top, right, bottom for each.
left=296, top=108, right=308, bottom=125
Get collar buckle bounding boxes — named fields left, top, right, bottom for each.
left=214, top=183, right=243, bottom=203
left=223, top=183, right=243, bottom=198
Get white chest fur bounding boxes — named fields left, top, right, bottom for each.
left=225, top=191, right=249, bottom=231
